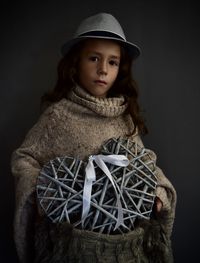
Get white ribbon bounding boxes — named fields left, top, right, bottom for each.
left=82, top=154, right=129, bottom=229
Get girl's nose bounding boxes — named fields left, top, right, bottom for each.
left=97, top=61, right=107, bottom=76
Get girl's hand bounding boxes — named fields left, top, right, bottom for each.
left=155, top=196, right=163, bottom=213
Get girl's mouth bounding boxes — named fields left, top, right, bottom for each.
left=94, top=80, right=107, bottom=85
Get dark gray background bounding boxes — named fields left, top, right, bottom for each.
left=1, top=0, right=199, bottom=262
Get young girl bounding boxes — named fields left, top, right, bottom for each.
left=11, top=13, right=176, bottom=263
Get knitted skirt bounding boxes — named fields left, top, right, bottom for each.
left=34, top=219, right=173, bottom=263
left=64, top=227, right=146, bottom=263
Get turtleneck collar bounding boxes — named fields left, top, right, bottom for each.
left=67, top=85, right=128, bottom=117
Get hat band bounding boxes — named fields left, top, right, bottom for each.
left=78, top=31, right=126, bottom=41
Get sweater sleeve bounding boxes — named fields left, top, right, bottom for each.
left=11, top=105, right=59, bottom=263
left=132, top=133, right=177, bottom=238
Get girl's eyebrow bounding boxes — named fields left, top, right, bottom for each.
left=87, top=51, right=120, bottom=60
left=110, top=55, right=120, bottom=60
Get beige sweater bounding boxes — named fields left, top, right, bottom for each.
left=11, top=86, right=177, bottom=263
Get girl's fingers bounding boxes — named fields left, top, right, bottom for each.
left=155, top=197, right=163, bottom=212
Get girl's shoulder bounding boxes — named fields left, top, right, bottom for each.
left=41, top=98, right=70, bottom=119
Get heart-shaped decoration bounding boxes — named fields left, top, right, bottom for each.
left=36, top=137, right=157, bottom=234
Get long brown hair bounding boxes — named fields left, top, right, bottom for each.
left=41, top=39, right=148, bottom=135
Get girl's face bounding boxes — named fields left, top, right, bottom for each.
left=78, top=39, right=121, bottom=98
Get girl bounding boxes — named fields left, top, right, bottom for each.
left=11, top=13, right=176, bottom=263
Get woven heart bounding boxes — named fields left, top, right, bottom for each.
left=36, top=137, right=157, bottom=234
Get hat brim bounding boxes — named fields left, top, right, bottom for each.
left=61, top=35, right=141, bottom=59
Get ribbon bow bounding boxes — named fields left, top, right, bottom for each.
left=82, top=154, right=129, bottom=229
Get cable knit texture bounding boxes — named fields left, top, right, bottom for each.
left=11, top=85, right=177, bottom=263
left=68, top=85, right=128, bottom=117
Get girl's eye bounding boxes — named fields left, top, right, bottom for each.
left=109, top=60, right=119, bottom=66
left=89, top=56, right=99, bottom=62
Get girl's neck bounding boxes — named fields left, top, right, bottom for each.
left=67, top=85, right=128, bottom=117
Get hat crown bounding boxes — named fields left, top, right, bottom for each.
left=74, top=13, right=126, bottom=41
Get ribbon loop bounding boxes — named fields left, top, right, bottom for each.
left=82, top=154, right=129, bottom=229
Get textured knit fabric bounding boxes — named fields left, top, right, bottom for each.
left=11, top=85, right=177, bottom=263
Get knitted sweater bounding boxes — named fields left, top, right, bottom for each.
left=11, top=86, right=177, bottom=263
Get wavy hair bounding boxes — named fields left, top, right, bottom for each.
left=41, top=40, right=148, bottom=135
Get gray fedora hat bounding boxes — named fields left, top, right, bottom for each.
left=61, top=13, right=141, bottom=59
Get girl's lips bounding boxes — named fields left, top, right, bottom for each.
left=94, top=80, right=107, bottom=85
